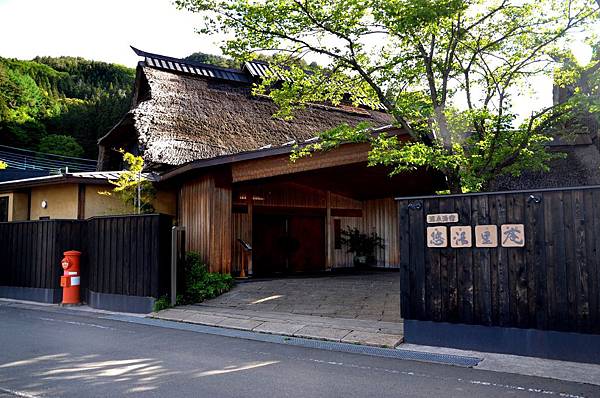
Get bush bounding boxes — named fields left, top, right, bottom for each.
left=177, top=252, right=234, bottom=305
left=153, top=295, right=171, bottom=312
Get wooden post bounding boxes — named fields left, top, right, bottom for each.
left=248, top=199, right=253, bottom=276
left=326, top=190, right=332, bottom=270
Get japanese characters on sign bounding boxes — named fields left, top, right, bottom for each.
left=426, top=213, right=459, bottom=224
left=425, top=212, right=525, bottom=249
left=501, top=224, right=525, bottom=247
left=475, top=225, right=498, bottom=248
left=427, top=226, right=448, bottom=248
left=450, top=226, right=472, bottom=248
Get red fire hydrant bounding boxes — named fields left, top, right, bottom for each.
left=60, top=250, right=81, bottom=305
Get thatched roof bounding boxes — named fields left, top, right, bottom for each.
left=98, top=48, right=393, bottom=170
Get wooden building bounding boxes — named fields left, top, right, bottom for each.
left=99, top=48, right=442, bottom=274
left=0, top=171, right=176, bottom=222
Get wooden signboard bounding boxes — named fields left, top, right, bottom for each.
left=475, top=225, right=498, bottom=248
left=426, top=213, right=459, bottom=224
left=427, top=226, right=447, bottom=248
left=450, top=226, right=472, bottom=248
left=501, top=224, right=525, bottom=247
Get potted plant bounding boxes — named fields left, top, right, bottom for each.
left=340, top=227, right=384, bottom=267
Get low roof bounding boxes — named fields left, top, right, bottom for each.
left=98, top=48, right=394, bottom=168
left=0, top=171, right=157, bottom=192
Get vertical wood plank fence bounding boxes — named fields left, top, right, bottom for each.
left=398, top=186, right=600, bottom=335
left=0, top=220, right=86, bottom=291
left=0, top=214, right=172, bottom=301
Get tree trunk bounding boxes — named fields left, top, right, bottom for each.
left=446, top=169, right=462, bottom=194
left=433, top=105, right=453, bottom=150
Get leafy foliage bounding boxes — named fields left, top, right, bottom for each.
left=0, top=56, right=134, bottom=158
left=177, top=0, right=599, bottom=192
left=37, top=134, right=84, bottom=158
left=178, top=252, right=234, bottom=304
left=99, top=150, right=156, bottom=214
left=185, top=52, right=239, bottom=68
left=340, top=227, right=385, bottom=258
left=153, top=295, right=172, bottom=312
left=0, top=161, right=6, bottom=170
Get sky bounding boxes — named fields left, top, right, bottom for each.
left=0, top=0, right=596, bottom=119
left=0, top=0, right=222, bottom=67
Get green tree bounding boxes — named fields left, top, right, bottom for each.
left=0, top=56, right=134, bottom=158
left=99, top=150, right=155, bottom=214
left=185, top=52, right=239, bottom=68
left=177, top=0, right=599, bottom=192
left=37, top=134, right=85, bottom=157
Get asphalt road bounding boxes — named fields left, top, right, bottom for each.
left=0, top=302, right=598, bottom=398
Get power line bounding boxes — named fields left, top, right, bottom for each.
left=0, top=145, right=97, bottom=172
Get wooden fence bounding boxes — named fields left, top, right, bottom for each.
left=87, top=214, right=172, bottom=298
left=0, top=214, right=172, bottom=301
left=0, top=220, right=86, bottom=291
left=398, top=186, right=600, bottom=335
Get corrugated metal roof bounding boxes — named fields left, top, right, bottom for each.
left=132, top=46, right=251, bottom=84
left=0, top=171, right=158, bottom=188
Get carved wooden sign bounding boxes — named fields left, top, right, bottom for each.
left=424, top=217, right=525, bottom=249
left=426, top=213, right=459, bottom=224
left=450, top=226, right=472, bottom=248
left=501, top=224, right=525, bottom=247
left=427, top=226, right=448, bottom=248
left=475, top=225, right=498, bottom=248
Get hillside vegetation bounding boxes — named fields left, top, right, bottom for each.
left=0, top=56, right=135, bottom=158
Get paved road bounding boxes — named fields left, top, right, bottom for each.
left=0, top=303, right=598, bottom=398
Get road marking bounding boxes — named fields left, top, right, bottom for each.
left=0, top=387, right=39, bottom=398
left=248, top=349, right=589, bottom=398
left=38, top=317, right=114, bottom=330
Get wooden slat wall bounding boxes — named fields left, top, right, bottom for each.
left=87, top=214, right=172, bottom=297
left=231, top=211, right=251, bottom=275
left=231, top=143, right=371, bottom=182
left=363, top=198, right=400, bottom=268
left=0, top=215, right=171, bottom=299
left=331, top=216, right=362, bottom=268
left=180, top=174, right=232, bottom=273
left=0, top=220, right=85, bottom=291
left=399, top=187, right=600, bottom=335
left=234, top=182, right=362, bottom=210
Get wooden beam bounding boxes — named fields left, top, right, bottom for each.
left=231, top=143, right=370, bottom=183
left=326, top=190, right=332, bottom=270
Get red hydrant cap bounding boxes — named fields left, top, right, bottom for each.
left=63, top=250, right=81, bottom=256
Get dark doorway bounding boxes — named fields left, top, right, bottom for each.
left=253, top=211, right=325, bottom=275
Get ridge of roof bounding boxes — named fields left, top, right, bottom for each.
left=131, top=46, right=252, bottom=84
left=130, top=47, right=386, bottom=110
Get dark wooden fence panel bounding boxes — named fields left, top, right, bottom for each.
left=0, top=214, right=172, bottom=299
left=0, top=220, right=85, bottom=290
left=87, top=214, right=172, bottom=298
left=398, top=186, right=600, bottom=335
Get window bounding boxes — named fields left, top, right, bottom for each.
left=0, top=196, right=8, bottom=222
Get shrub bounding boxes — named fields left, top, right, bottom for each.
left=177, top=252, right=234, bottom=305
left=153, top=295, right=171, bottom=312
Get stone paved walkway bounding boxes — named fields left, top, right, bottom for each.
left=151, top=272, right=403, bottom=348
left=202, top=272, right=401, bottom=323
left=151, top=305, right=403, bottom=347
